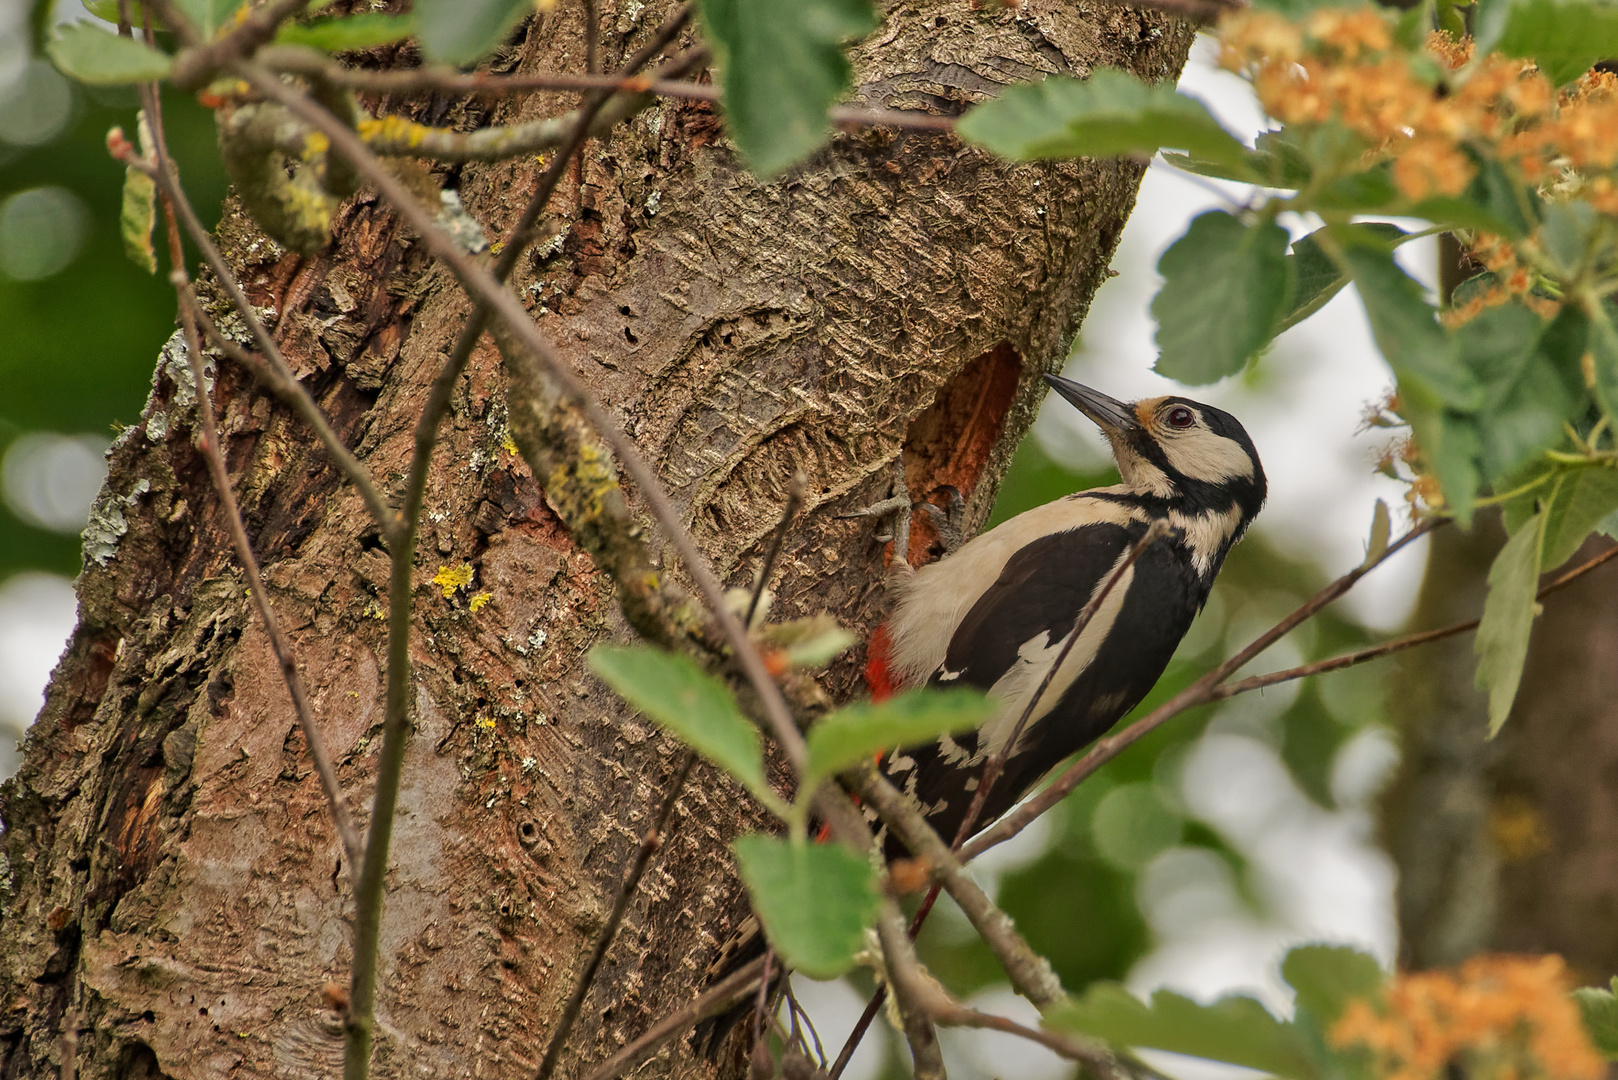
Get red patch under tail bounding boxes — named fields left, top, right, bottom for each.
left=864, top=622, right=897, bottom=703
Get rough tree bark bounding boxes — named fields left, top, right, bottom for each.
left=0, top=3, right=1194, bottom=1078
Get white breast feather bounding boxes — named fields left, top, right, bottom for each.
left=883, top=491, right=1142, bottom=689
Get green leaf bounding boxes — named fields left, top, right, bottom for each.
left=276, top=12, right=419, bottom=51
left=803, top=689, right=996, bottom=788
left=170, top=0, right=246, bottom=39
left=1151, top=211, right=1291, bottom=384
left=1340, top=237, right=1477, bottom=412
left=587, top=644, right=771, bottom=803
left=1164, top=130, right=1313, bottom=188
left=697, top=0, right=877, bottom=177
left=1490, top=0, right=1618, bottom=84
left=757, top=613, right=857, bottom=670
left=958, top=69, right=1249, bottom=169
left=1279, top=223, right=1406, bottom=335
left=1588, top=306, right=1618, bottom=425
left=1459, top=303, right=1575, bottom=479
left=1474, top=508, right=1546, bottom=736
left=416, top=0, right=529, bottom=66
left=47, top=22, right=172, bottom=85
left=1426, top=410, right=1483, bottom=528
left=1574, top=978, right=1618, bottom=1059
left=1542, top=465, right=1618, bottom=569
left=1047, top=983, right=1322, bottom=1079
left=1281, top=945, right=1384, bottom=1028
left=731, top=834, right=880, bottom=978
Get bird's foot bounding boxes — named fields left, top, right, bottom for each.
left=838, top=460, right=916, bottom=567
left=918, top=485, right=966, bottom=557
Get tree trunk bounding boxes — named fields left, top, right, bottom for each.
left=1384, top=519, right=1618, bottom=978
left=0, top=4, right=1194, bottom=1079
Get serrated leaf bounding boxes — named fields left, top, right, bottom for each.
left=276, top=12, right=419, bottom=51
left=1151, top=211, right=1291, bottom=384
left=1459, top=303, right=1574, bottom=480
left=416, top=0, right=529, bottom=66
left=1281, top=945, right=1384, bottom=1028
left=1046, top=983, right=1322, bottom=1079
left=958, top=69, right=1249, bottom=169
left=732, top=834, right=880, bottom=978
left=120, top=161, right=157, bottom=273
left=588, top=644, right=771, bottom=804
left=1491, top=0, right=1618, bottom=84
left=47, top=22, right=172, bottom=85
left=1542, top=465, right=1618, bottom=569
left=1279, top=222, right=1406, bottom=335
left=803, top=689, right=995, bottom=788
left=1474, top=508, right=1546, bottom=736
left=1340, top=238, right=1476, bottom=411
left=697, top=0, right=877, bottom=178
left=1574, top=978, right=1618, bottom=1059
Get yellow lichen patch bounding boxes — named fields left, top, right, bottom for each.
left=358, top=115, right=431, bottom=150
left=1490, top=794, right=1552, bottom=860
left=469, top=591, right=493, bottom=613
left=299, top=131, right=330, bottom=164
left=432, top=562, right=475, bottom=598
left=475, top=714, right=497, bottom=731
left=1330, top=954, right=1604, bottom=1080
left=501, top=432, right=520, bottom=457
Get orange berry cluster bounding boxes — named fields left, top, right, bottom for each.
left=1330, top=954, right=1605, bottom=1080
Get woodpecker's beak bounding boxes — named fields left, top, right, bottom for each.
left=1042, top=375, right=1138, bottom=437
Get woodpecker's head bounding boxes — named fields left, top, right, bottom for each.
left=1043, top=375, right=1267, bottom=524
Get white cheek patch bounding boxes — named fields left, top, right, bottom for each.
left=1160, top=431, right=1255, bottom=484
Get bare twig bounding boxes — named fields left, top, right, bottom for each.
left=852, top=765, right=1062, bottom=1007
left=876, top=902, right=946, bottom=1080
left=582, top=0, right=600, bottom=75
left=925, top=1000, right=1120, bottom=1078
left=256, top=47, right=720, bottom=100
left=746, top=474, right=806, bottom=626
left=534, top=753, right=697, bottom=1080
left=1210, top=537, right=1618, bottom=701
left=962, top=518, right=1442, bottom=862
left=576, top=956, right=770, bottom=1080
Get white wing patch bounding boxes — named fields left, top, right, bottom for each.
left=975, top=556, right=1137, bottom=758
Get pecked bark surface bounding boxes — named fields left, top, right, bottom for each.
left=0, top=3, right=1194, bottom=1079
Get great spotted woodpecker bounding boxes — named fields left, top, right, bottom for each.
left=696, top=376, right=1263, bottom=1055
left=865, top=374, right=1267, bottom=851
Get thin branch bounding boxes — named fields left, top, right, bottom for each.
left=961, top=518, right=1443, bottom=863
left=582, top=0, right=599, bottom=75
left=925, top=1000, right=1122, bottom=1079
left=139, top=75, right=365, bottom=872
left=1211, top=538, right=1618, bottom=701
left=534, top=752, right=697, bottom=1080
left=149, top=0, right=314, bottom=89
left=119, top=151, right=400, bottom=538
left=172, top=285, right=366, bottom=870
left=575, top=956, right=770, bottom=1080
left=746, top=473, right=806, bottom=626
left=851, top=764, right=1062, bottom=1007
left=875, top=902, right=946, bottom=1080
left=256, top=47, right=720, bottom=100
left=233, top=58, right=814, bottom=778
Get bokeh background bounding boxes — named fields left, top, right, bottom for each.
left=2, top=10, right=1436, bottom=1079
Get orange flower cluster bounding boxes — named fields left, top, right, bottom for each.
left=1218, top=12, right=1555, bottom=201
left=1330, top=954, right=1605, bottom=1080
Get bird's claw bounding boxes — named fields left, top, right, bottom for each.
left=918, top=486, right=966, bottom=556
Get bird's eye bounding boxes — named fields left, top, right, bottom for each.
left=1166, top=406, right=1196, bottom=429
